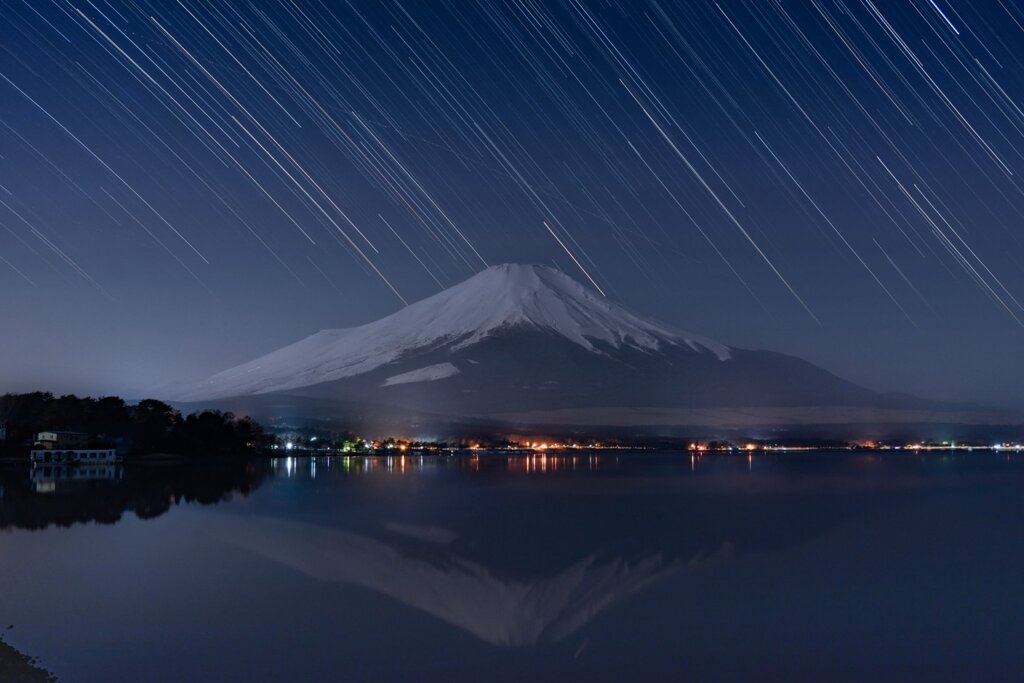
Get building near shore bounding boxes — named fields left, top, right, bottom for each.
left=34, top=431, right=89, bottom=449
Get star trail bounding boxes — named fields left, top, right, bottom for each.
left=1, top=0, right=1023, bottom=404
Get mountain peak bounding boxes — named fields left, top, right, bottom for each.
left=174, top=263, right=729, bottom=400
left=425, top=263, right=603, bottom=335
left=451, top=263, right=592, bottom=304
left=395, top=262, right=726, bottom=356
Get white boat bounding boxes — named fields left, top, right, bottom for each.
left=30, top=448, right=122, bottom=465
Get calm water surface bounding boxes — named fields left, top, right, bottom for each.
left=2, top=451, right=1024, bottom=682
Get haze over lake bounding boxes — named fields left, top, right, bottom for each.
left=3, top=451, right=1024, bottom=682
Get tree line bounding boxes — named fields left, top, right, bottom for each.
left=0, top=392, right=275, bottom=456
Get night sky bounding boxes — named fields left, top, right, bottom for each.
left=1, top=1, right=1023, bottom=407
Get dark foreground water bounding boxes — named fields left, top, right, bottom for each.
left=2, top=451, right=1024, bottom=682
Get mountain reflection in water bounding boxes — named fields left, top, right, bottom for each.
left=211, top=452, right=1011, bottom=649
left=4, top=452, right=1024, bottom=682
left=209, top=513, right=735, bottom=647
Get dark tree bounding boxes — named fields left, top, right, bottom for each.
left=129, top=399, right=182, bottom=454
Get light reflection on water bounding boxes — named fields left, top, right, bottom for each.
left=2, top=451, right=1024, bottom=682
left=269, top=452, right=626, bottom=478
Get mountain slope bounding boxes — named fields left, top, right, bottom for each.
left=174, top=263, right=936, bottom=426
left=176, top=263, right=728, bottom=401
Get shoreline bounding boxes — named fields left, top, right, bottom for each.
left=0, top=634, right=57, bottom=682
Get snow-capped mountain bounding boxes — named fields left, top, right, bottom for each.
left=174, top=263, right=938, bottom=430
left=176, top=263, right=729, bottom=401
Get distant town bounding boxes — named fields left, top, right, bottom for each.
left=2, top=391, right=1023, bottom=467
left=264, top=433, right=1024, bottom=456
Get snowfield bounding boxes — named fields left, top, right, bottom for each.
left=382, top=362, right=460, bottom=387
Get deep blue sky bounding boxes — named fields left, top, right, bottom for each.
left=1, top=0, right=1023, bottom=406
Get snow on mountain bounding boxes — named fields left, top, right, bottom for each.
left=382, top=362, right=460, bottom=387
left=175, top=264, right=730, bottom=401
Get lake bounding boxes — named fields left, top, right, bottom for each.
left=2, top=450, right=1024, bottom=681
